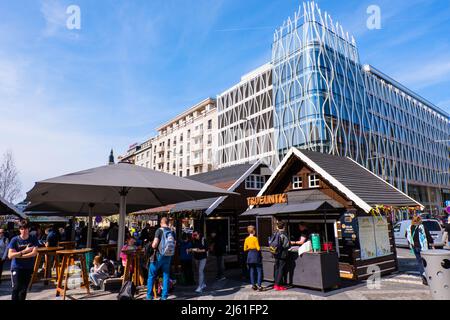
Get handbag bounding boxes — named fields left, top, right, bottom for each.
left=117, top=280, right=136, bottom=300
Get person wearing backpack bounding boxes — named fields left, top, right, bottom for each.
left=269, top=221, right=290, bottom=291
left=146, top=217, right=176, bottom=300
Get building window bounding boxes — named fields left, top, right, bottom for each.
left=292, top=176, right=303, bottom=190
left=245, top=174, right=266, bottom=190
left=186, top=169, right=190, bottom=176
left=208, top=119, right=212, bottom=130
left=309, top=174, right=320, bottom=188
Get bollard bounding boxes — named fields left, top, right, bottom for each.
left=421, top=249, right=450, bottom=300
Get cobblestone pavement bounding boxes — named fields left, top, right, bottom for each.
left=0, top=248, right=433, bottom=300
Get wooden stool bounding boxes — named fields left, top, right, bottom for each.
left=121, top=249, right=145, bottom=287
left=55, top=248, right=92, bottom=300
left=29, top=247, right=64, bottom=289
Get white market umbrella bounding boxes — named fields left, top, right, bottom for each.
left=25, top=163, right=235, bottom=258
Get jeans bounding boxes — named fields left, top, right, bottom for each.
left=146, top=255, right=172, bottom=300
left=11, top=269, right=33, bottom=301
left=274, top=259, right=287, bottom=286
left=89, top=272, right=108, bottom=287
left=248, top=263, right=262, bottom=287
left=413, top=248, right=426, bottom=277
left=194, top=258, right=207, bottom=289
left=216, top=255, right=224, bottom=279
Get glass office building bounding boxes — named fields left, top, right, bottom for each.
left=272, top=2, right=450, bottom=212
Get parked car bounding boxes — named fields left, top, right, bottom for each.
left=393, top=219, right=446, bottom=248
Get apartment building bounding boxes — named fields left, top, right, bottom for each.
left=120, top=98, right=218, bottom=177
left=217, top=63, right=277, bottom=169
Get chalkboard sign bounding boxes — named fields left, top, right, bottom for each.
left=339, top=212, right=359, bottom=247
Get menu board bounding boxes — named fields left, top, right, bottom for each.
left=358, top=216, right=392, bottom=260
left=374, top=217, right=391, bottom=257
left=358, top=217, right=377, bottom=260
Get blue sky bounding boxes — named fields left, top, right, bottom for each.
left=0, top=0, right=449, bottom=201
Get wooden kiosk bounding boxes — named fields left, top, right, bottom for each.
left=240, top=148, right=423, bottom=287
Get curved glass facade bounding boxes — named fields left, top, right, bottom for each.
left=272, top=2, right=449, bottom=203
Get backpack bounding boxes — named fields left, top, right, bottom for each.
left=103, top=259, right=115, bottom=276
left=268, top=232, right=283, bottom=257
left=117, top=280, right=136, bottom=300
left=159, top=228, right=176, bottom=257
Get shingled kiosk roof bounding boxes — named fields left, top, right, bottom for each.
left=134, top=162, right=263, bottom=215
left=256, top=148, right=423, bottom=214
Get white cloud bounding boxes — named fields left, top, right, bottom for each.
left=394, top=59, right=450, bottom=90
left=40, top=0, right=68, bottom=37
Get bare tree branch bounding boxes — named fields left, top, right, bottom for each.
left=0, top=150, right=22, bottom=203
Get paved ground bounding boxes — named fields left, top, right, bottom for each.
left=0, top=248, right=433, bottom=300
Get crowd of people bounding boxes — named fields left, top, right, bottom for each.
left=1, top=214, right=448, bottom=300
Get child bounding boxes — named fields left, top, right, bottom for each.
left=89, top=256, right=109, bottom=290
left=120, top=236, right=137, bottom=272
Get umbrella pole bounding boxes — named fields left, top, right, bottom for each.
left=87, top=204, right=94, bottom=249
left=117, top=190, right=128, bottom=260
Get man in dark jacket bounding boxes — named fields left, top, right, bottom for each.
left=139, top=224, right=152, bottom=244
left=272, top=221, right=290, bottom=291
left=210, top=232, right=227, bottom=281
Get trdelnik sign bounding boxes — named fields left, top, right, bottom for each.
left=247, top=193, right=288, bottom=207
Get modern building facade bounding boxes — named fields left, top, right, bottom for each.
left=271, top=2, right=449, bottom=213
left=120, top=98, right=218, bottom=177
left=217, top=63, right=277, bottom=168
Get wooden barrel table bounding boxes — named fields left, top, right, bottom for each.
left=29, top=246, right=64, bottom=289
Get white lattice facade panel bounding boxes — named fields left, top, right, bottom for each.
left=272, top=1, right=449, bottom=206
left=218, top=65, right=277, bottom=168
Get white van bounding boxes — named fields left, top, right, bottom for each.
left=393, top=219, right=445, bottom=248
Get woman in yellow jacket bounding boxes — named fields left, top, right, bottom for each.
left=244, top=226, right=264, bottom=291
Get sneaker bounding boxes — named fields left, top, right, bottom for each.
left=422, top=276, right=428, bottom=286
left=195, top=287, right=203, bottom=293
left=252, top=285, right=258, bottom=291
left=275, top=285, right=287, bottom=291
left=258, top=286, right=265, bottom=292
